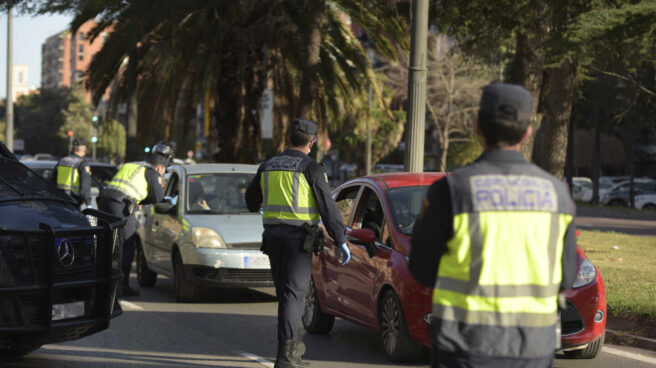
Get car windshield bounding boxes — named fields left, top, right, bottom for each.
left=186, top=173, right=254, bottom=214
left=387, top=186, right=429, bottom=235
left=0, top=156, right=73, bottom=203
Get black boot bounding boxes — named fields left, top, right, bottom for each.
left=291, top=340, right=308, bottom=366
left=119, top=283, right=140, bottom=297
left=274, top=340, right=302, bottom=368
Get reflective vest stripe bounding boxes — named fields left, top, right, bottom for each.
left=433, top=304, right=558, bottom=327
left=434, top=277, right=561, bottom=298
left=107, top=177, right=144, bottom=199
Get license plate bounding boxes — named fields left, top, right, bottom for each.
left=52, top=301, right=85, bottom=321
left=243, top=255, right=269, bottom=269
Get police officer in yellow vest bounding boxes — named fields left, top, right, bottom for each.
left=54, top=138, right=91, bottom=208
left=409, top=83, right=577, bottom=368
left=98, top=143, right=172, bottom=297
left=245, top=119, right=350, bottom=368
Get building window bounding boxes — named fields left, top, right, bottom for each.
left=79, top=45, right=84, bottom=53
left=79, top=32, right=84, bottom=41
left=17, top=72, right=23, bottom=83
left=79, top=54, right=84, bottom=61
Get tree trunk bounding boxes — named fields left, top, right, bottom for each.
left=533, top=61, right=578, bottom=178
left=509, top=3, right=548, bottom=161
left=296, top=0, right=326, bottom=120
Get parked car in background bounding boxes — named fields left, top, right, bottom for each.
left=303, top=173, right=606, bottom=361
left=601, top=179, right=656, bottom=206
left=21, top=160, right=117, bottom=209
left=568, top=177, right=593, bottom=202
left=135, top=164, right=273, bottom=302
left=634, top=193, right=656, bottom=210
left=0, top=143, right=125, bottom=356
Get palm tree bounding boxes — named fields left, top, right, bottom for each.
left=18, top=0, right=408, bottom=162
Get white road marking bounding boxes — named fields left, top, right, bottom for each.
left=239, top=351, right=274, bottom=368
left=119, top=300, right=144, bottom=310
left=603, top=346, right=656, bottom=365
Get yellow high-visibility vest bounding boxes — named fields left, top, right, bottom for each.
left=56, top=155, right=84, bottom=194
left=432, top=159, right=575, bottom=358
left=260, top=155, right=320, bottom=226
left=105, top=162, right=150, bottom=202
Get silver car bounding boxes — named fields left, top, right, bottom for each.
left=135, top=164, right=272, bottom=301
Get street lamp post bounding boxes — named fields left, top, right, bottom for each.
left=404, top=0, right=429, bottom=173
left=5, top=7, right=14, bottom=151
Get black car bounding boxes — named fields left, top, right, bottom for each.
left=0, top=144, right=125, bottom=356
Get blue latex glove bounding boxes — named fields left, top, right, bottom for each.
left=337, top=243, right=351, bottom=265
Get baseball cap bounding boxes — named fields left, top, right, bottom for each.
left=72, top=138, right=87, bottom=147
left=292, top=118, right=318, bottom=136
left=479, top=83, right=533, bottom=125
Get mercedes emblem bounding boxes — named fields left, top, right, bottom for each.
left=57, top=239, right=75, bottom=267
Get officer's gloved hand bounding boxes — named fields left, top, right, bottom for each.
left=337, top=243, right=350, bottom=265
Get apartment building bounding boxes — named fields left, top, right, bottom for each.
left=41, top=20, right=110, bottom=104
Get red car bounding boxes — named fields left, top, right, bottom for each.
left=302, top=173, right=606, bottom=361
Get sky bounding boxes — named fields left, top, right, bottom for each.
left=0, top=11, right=73, bottom=99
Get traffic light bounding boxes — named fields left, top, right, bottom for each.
left=92, top=115, right=99, bottom=128
left=144, top=147, right=151, bottom=153
left=91, top=136, right=98, bottom=143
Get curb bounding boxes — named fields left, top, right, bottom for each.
left=606, top=328, right=656, bottom=352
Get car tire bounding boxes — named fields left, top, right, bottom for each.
left=564, top=333, right=605, bottom=359
left=173, top=251, right=198, bottom=302
left=643, top=203, right=656, bottom=211
left=379, top=290, right=423, bottom=362
left=302, top=278, right=335, bottom=334
left=608, top=199, right=625, bottom=207
left=136, top=244, right=157, bottom=287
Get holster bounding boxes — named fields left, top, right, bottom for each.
left=303, top=223, right=325, bottom=256
left=122, top=198, right=136, bottom=217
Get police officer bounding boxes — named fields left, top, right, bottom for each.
left=54, top=138, right=91, bottom=208
left=245, top=118, right=350, bottom=368
left=409, top=83, right=578, bottom=368
left=98, top=143, right=172, bottom=297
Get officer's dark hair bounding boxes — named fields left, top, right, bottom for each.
left=290, top=131, right=315, bottom=147
left=477, top=111, right=528, bottom=148
left=477, top=83, right=533, bottom=148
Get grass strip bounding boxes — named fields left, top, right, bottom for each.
left=577, top=230, right=656, bottom=320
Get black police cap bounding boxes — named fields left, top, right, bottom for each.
left=479, top=83, right=534, bottom=125
left=292, top=118, right=318, bottom=136
left=72, top=138, right=87, bottom=147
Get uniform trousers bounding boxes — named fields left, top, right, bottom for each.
left=263, top=228, right=312, bottom=343
left=97, top=196, right=138, bottom=284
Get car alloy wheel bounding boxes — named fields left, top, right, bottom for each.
left=302, top=278, right=334, bottom=334
left=379, top=290, right=423, bottom=362
left=381, top=294, right=401, bottom=355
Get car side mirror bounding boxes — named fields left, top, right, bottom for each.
left=154, top=200, right=175, bottom=215
left=347, top=228, right=377, bottom=258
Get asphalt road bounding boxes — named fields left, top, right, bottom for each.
left=2, top=276, right=656, bottom=368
